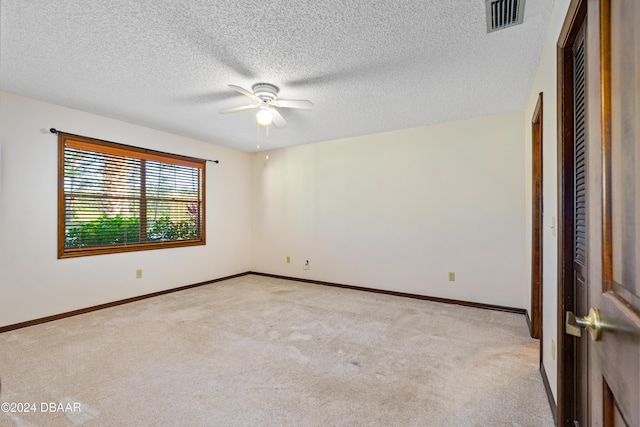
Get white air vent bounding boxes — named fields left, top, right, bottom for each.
left=486, top=0, right=525, bottom=33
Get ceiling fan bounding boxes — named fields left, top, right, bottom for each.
left=219, top=83, right=313, bottom=127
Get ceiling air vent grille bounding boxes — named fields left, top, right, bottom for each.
left=486, top=0, right=525, bottom=33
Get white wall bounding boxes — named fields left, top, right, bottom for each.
left=523, top=0, right=572, bottom=404
left=251, top=112, right=527, bottom=309
left=0, top=92, right=252, bottom=327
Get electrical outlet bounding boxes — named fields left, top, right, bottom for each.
left=286, top=256, right=291, bottom=264
left=136, top=269, right=142, bottom=279
left=551, top=338, right=556, bottom=360
left=303, top=260, right=310, bottom=270
left=448, top=272, right=455, bottom=281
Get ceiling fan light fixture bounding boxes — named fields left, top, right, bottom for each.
left=221, top=83, right=313, bottom=128
left=256, top=108, right=273, bottom=126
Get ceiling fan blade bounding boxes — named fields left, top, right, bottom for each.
left=274, top=99, right=314, bottom=110
left=227, top=84, right=261, bottom=102
left=270, top=109, right=287, bottom=128
left=219, top=104, right=259, bottom=114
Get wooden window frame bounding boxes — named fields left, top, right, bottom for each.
left=58, top=133, right=206, bottom=258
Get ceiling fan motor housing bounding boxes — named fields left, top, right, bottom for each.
left=252, top=83, right=279, bottom=102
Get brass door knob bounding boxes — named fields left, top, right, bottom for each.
left=566, top=308, right=602, bottom=341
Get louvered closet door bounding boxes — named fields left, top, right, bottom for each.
left=572, top=21, right=589, bottom=427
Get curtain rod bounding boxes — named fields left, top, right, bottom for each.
left=50, top=128, right=219, bottom=164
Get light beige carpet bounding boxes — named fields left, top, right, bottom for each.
left=0, top=274, right=554, bottom=426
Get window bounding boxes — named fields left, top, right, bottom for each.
left=58, top=133, right=205, bottom=258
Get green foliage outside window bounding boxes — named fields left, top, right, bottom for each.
left=66, top=215, right=140, bottom=247
left=66, top=214, right=198, bottom=248
left=147, top=216, right=198, bottom=242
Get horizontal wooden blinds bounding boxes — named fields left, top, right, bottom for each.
left=58, top=133, right=205, bottom=258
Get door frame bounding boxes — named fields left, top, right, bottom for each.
left=530, top=92, right=544, bottom=344
left=556, top=0, right=587, bottom=425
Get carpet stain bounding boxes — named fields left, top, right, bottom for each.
left=286, top=345, right=309, bottom=364
left=3, top=412, right=35, bottom=427
left=62, top=398, right=100, bottom=425
left=288, top=331, right=312, bottom=341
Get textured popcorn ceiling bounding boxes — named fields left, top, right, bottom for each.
left=0, top=0, right=555, bottom=152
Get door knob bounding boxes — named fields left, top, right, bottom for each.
left=565, top=308, right=602, bottom=341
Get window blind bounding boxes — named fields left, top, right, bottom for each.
left=59, top=134, right=205, bottom=258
